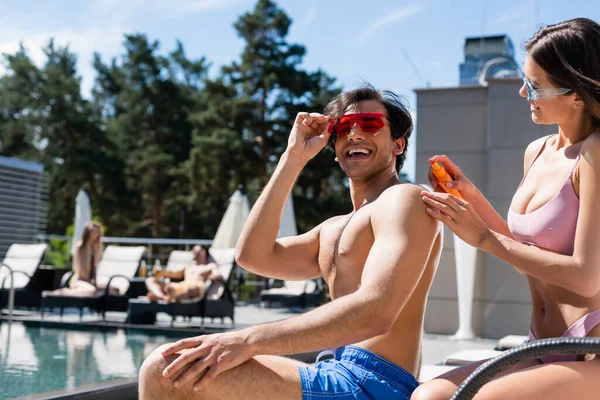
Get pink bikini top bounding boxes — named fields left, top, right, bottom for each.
left=507, top=136, right=581, bottom=255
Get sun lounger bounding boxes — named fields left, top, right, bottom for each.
left=0, top=243, right=48, bottom=309
left=164, top=250, right=194, bottom=273
left=41, top=245, right=146, bottom=320
left=260, top=278, right=322, bottom=308
left=452, top=337, right=600, bottom=399
left=496, top=334, right=528, bottom=350
left=418, top=365, right=458, bottom=383
left=127, top=248, right=237, bottom=326
left=443, top=349, right=504, bottom=366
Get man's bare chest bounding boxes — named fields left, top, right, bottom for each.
left=317, top=210, right=374, bottom=298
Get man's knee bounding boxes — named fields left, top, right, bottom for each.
left=139, top=344, right=217, bottom=400
left=410, top=381, right=452, bottom=400
left=139, top=344, right=179, bottom=400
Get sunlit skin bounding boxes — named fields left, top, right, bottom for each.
left=411, top=57, right=600, bottom=400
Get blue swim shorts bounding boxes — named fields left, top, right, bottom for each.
left=297, top=345, right=419, bottom=400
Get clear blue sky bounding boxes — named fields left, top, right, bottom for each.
left=1, top=0, right=598, bottom=180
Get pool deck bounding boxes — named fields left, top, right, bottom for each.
left=2, top=303, right=499, bottom=399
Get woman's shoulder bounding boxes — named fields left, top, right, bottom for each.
left=581, top=131, right=600, bottom=149
left=580, top=131, right=600, bottom=166
left=525, top=134, right=554, bottom=156
left=523, top=134, right=555, bottom=171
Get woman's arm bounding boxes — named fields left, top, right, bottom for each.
left=428, top=155, right=511, bottom=237
left=481, top=135, right=600, bottom=296
left=427, top=137, right=549, bottom=239
left=474, top=136, right=549, bottom=237
left=422, top=134, right=600, bottom=296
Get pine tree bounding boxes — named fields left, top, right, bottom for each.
left=93, top=35, right=208, bottom=237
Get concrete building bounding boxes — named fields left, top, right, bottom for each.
left=0, top=156, right=48, bottom=259
left=415, top=78, right=555, bottom=338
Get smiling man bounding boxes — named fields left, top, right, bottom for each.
left=139, top=84, right=443, bottom=400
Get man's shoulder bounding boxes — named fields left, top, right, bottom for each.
left=376, top=183, right=427, bottom=205
left=372, top=183, right=440, bottom=230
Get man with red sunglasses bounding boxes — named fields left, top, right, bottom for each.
left=139, top=85, right=443, bottom=400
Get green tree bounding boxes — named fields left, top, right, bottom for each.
left=0, top=41, right=126, bottom=235
left=185, top=78, right=258, bottom=237
left=189, top=0, right=351, bottom=235
left=221, top=0, right=313, bottom=184
left=93, top=35, right=208, bottom=237
left=0, top=45, right=43, bottom=160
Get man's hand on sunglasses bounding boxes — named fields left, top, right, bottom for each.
left=286, top=112, right=333, bottom=164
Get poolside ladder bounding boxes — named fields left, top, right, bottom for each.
left=0, top=262, right=15, bottom=320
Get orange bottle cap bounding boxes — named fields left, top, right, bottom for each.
left=431, top=162, right=446, bottom=179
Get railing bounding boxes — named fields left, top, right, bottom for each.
left=36, top=234, right=213, bottom=263
left=0, top=262, right=15, bottom=320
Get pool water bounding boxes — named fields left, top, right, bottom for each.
left=0, top=321, right=178, bottom=399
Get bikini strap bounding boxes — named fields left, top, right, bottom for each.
left=518, top=134, right=554, bottom=187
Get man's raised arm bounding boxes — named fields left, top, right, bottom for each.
left=236, top=184, right=441, bottom=356
left=235, top=112, right=332, bottom=280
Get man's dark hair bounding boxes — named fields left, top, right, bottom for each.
left=324, top=83, right=413, bottom=172
left=525, top=18, right=600, bottom=127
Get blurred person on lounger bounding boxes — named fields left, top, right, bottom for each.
left=144, top=245, right=223, bottom=302
left=52, top=221, right=108, bottom=296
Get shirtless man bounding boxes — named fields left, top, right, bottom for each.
left=145, top=245, right=222, bottom=302
left=138, top=85, right=443, bottom=400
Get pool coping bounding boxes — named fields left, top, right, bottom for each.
left=11, top=379, right=138, bottom=400
left=0, top=313, right=222, bottom=337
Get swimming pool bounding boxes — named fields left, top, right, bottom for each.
left=0, top=321, right=182, bottom=399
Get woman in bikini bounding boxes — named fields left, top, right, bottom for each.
left=412, top=18, right=600, bottom=400
left=53, top=221, right=104, bottom=296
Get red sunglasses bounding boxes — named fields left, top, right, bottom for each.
left=327, top=112, right=386, bottom=136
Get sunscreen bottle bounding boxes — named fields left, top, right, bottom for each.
left=430, top=161, right=463, bottom=199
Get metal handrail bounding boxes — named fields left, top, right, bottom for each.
left=35, top=234, right=214, bottom=261
left=451, top=337, right=600, bottom=400
left=0, top=262, right=15, bottom=320
left=36, top=234, right=213, bottom=246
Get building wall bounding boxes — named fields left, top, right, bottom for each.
left=0, top=156, right=48, bottom=259
left=414, top=78, right=554, bottom=338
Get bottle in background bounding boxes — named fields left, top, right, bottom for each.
left=139, top=260, right=147, bottom=278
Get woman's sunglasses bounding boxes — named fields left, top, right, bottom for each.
left=327, top=112, right=386, bottom=136
left=522, top=75, right=573, bottom=101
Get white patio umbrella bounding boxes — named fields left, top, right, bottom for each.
left=278, top=194, right=297, bottom=238
left=211, top=188, right=251, bottom=249
left=71, top=189, right=92, bottom=255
